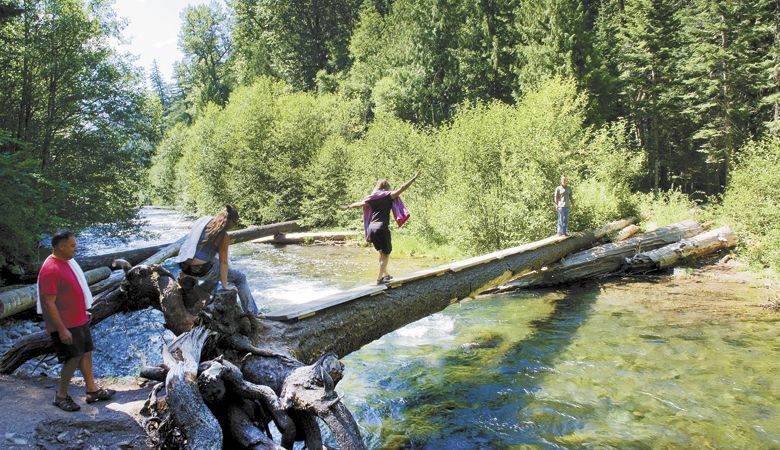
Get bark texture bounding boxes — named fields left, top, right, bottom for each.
left=486, top=220, right=704, bottom=292
left=623, top=226, right=738, bottom=272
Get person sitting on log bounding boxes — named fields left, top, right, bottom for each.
left=37, top=231, right=115, bottom=412
left=554, top=175, right=574, bottom=236
left=174, top=205, right=259, bottom=314
left=341, top=170, right=420, bottom=284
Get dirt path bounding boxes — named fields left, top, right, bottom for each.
left=0, top=374, right=153, bottom=449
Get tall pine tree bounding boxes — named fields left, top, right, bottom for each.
left=616, top=0, right=684, bottom=189
left=149, top=59, right=169, bottom=109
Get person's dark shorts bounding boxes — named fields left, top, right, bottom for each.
left=178, top=260, right=213, bottom=277
left=50, top=323, right=94, bottom=363
left=368, top=224, right=392, bottom=254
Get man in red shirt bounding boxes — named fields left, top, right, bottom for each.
left=39, top=231, right=114, bottom=412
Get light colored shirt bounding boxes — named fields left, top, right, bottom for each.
left=174, top=216, right=213, bottom=263
left=555, top=186, right=572, bottom=208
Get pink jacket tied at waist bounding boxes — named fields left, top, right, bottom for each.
left=362, top=190, right=410, bottom=241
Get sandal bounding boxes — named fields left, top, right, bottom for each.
left=53, top=394, right=81, bottom=412
left=376, top=276, right=394, bottom=285
left=85, top=387, right=116, bottom=404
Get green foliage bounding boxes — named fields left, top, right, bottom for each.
left=422, top=78, right=641, bottom=252
left=721, top=136, right=780, bottom=269
left=513, top=0, right=590, bottom=95
left=150, top=77, right=644, bottom=255
left=635, top=190, right=697, bottom=228
left=300, top=136, right=353, bottom=227
left=230, top=0, right=362, bottom=90
left=0, top=0, right=157, bottom=268
left=174, top=2, right=235, bottom=116
left=151, top=77, right=363, bottom=223
left=0, top=150, right=51, bottom=265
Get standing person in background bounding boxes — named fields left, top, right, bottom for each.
left=174, top=205, right=259, bottom=314
left=38, top=231, right=115, bottom=412
left=342, top=170, right=421, bottom=284
left=554, top=176, right=574, bottom=236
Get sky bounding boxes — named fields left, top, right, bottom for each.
left=113, top=0, right=215, bottom=83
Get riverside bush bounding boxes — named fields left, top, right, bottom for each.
left=148, top=77, right=644, bottom=255
left=721, top=136, right=780, bottom=270
left=423, top=78, right=642, bottom=252
left=635, top=190, right=697, bottom=228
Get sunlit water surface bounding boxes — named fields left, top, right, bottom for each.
left=19, top=208, right=780, bottom=448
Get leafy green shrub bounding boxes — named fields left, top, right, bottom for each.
left=149, top=77, right=363, bottom=223
left=424, top=78, right=642, bottom=253
left=0, top=152, right=52, bottom=267
left=635, top=190, right=697, bottom=228
left=721, top=136, right=780, bottom=269
left=148, top=123, right=188, bottom=205
left=149, top=76, right=644, bottom=257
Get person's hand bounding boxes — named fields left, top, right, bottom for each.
left=59, top=328, right=73, bottom=345
left=87, top=311, right=93, bottom=324
left=339, top=204, right=350, bottom=210
left=222, top=282, right=237, bottom=292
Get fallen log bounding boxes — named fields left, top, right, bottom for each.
left=623, top=226, right=738, bottom=273
left=0, top=266, right=112, bottom=319
left=252, top=231, right=361, bottom=245
left=616, top=224, right=641, bottom=241
left=254, top=218, right=635, bottom=364
left=1, top=220, right=306, bottom=321
left=228, top=220, right=305, bottom=244
left=75, top=244, right=169, bottom=272
left=88, top=269, right=125, bottom=294
left=485, top=220, right=704, bottom=292
left=0, top=286, right=126, bottom=373
left=163, top=326, right=222, bottom=450
left=27, top=220, right=305, bottom=274
left=4, top=219, right=635, bottom=447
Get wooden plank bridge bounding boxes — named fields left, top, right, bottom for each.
left=262, top=234, right=569, bottom=321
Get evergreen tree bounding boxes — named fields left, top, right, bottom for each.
left=149, top=59, right=169, bottom=109
left=346, top=0, right=464, bottom=124
left=678, top=0, right=777, bottom=188
left=615, top=0, right=684, bottom=189
left=513, top=0, right=591, bottom=95
left=454, top=0, right=517, bottom=104
left=231, top=0, right=362, bottom=90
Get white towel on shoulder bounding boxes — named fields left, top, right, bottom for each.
left=173, top=216, right=213, bottom=264
left=36, top=257, right=93, bottom=314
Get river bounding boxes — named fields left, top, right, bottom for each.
left=5, top=207, right=779, bottom=448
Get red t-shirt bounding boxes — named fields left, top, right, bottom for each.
left=38, top=256, right=88, bottom=332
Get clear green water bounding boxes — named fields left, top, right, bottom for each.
left=332, top=276, right=780, bottom=449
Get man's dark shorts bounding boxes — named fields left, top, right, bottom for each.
left=50, top=323, right=94, bottom=363
left=368, top=224, right=392, bottom=254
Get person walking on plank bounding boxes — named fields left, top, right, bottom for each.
left=342, top=170, right=420, bottom=284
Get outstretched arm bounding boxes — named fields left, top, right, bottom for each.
left=391, top=169, right=421, bottom=199
left=340, top=200, right=366, bottom=209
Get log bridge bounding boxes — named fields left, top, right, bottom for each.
left=0, top=217, right=738, bottom=449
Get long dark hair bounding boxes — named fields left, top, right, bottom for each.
left=204, top=205, right=239, bottom=245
